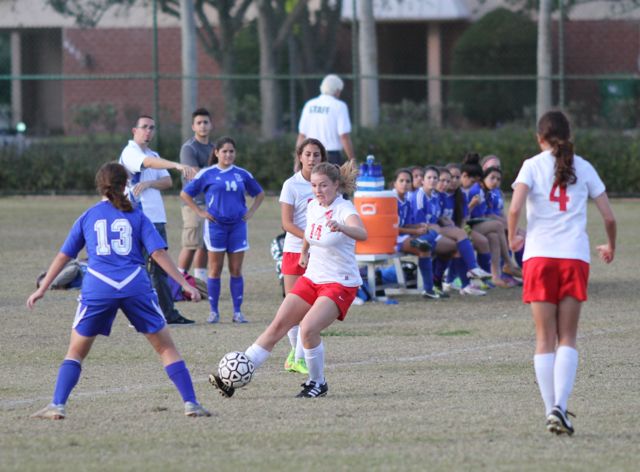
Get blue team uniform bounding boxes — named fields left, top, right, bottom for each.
left=463, top=183, right=487, bottom=219
left=409, top=188, right=441, bottom=248
left=183, top=165, right=263, bottom=253
left=60, top=201, right=168, bottom=336
left=486, top=188, right=504, bottom=216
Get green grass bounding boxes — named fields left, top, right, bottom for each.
left=1, top=196, right=639, bottom=471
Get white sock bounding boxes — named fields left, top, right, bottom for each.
left=534, top=353, right=556, bottom=415
left=245, top=343, right=271, bottom=370
left=554, top=346, right=578, bottom=411
left=194, top=268, right=207, bottom=281
left=287, top=325, right=299, bottom=349
left=304, top=342, right=325, bottom=384
left=178, top=267, right=186, bottom=274
left=295, top=333, right=305, bottom=363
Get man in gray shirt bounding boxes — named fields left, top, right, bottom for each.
left=177, top=108, right=214, bottom=282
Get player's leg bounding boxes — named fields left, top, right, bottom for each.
left=193, top=247, right=208, bottom=282
left=531, top=301, right=559, bottom=417
left=204, top=220, right=227, bottom=323
left=227, top=221, right=249, bottom=323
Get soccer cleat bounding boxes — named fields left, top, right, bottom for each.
left=284, top=348, right=296, bottom=372
left=471, top=278, right=491, bottom=290
left=207, top=311, right=220, bottom=324
left=232, top=312, right=248, bottom=324
left=422, top=290, right=440, bottom=300
left=434, top=287, right=450, bottom=299
left=208, top=373, right=235, bottom=398
left=296, top=380, right=328, bottom=398
left=184, top=401, right=212, bottom=417
left=546, top=406, right=575, bottom=436
left=290, top=358, right=309, bottom=375
left=167, top=315, right=195, bottom=325
left=409, top=238, right=432, bottom=252
left=467, top=267, right=493, bottom=280
left=31, top=403, right=66, bottom=420
left=460, top=285, right=487, bottom=296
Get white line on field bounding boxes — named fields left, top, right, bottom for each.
left=0, top=326, right=630, bottom=410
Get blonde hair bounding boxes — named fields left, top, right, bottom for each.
left=312, top=161, right=358, bottom=195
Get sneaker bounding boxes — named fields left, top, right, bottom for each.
left=167, top=315, right=195, bottom=325
left=467, top=267, right=492, bottom=280
left=410, top=238, right=431, bottom=252
left=296, top=380, right=328, bottom=398
left=434, top=287, right=450, bottom=299
left=422, top=290, right=440, bottom=300
left=460, top=285, right=486, bottom=296
left=284, top=348, right=296, bottom=372
left=207, top=311, right=220, bottom=324
left=184, top=401, right=212, bottom=417
left=471, top=278, right=491, bottom=290
left=208, top=373, right=235, bottom=398
left=546, top=406, right=575, bottom=436
left=31, top=403, right=66, bottom=420
left=232, top=312, right=248, bottom=324
left=442, top=282, right=452, bottom=294
left=290, top=358, right=309, bottom=375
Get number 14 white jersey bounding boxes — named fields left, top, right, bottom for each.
left=512, top=150, right=605, bottom=263
left=303, top=196, right=362, bottom=287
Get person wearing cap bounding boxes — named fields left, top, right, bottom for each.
left=296, top=74, right=356, bottom=166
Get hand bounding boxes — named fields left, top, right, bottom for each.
left=417, top=223, right=428, bottom=235
left=183, top=284, right=201, bottom=302
left=178, top=164, right=197, bottom=180
left=470, top=195, right=480, bottom=205
left=197, top=208, right=215, bottom=222
left=242, top=209, right=254, bottom=221
left=27, top=288, right=46, bottom=309
left=597, top=244, right=614, bottom=264
left=326, top=219, right=341, bottom=232
left=509, top=234, right=525, bottom=252
left=132, top=181, right=149, bottom=197
left=298, top=252, right=309, bottom=268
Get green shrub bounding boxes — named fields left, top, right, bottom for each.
left=450, top=8, right=537, bottom=126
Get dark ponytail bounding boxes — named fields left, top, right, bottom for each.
left=96, top=162, right=133, bottom=212
left=537, top=111, right=576, bottom=187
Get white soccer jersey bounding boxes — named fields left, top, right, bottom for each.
left=279, top=172, right=314, bottom=253
left=298, top=94, right=351, bottom=151
left=512, top=150, right=606, bottom=263
left=303, top=196, right=362, bottom=287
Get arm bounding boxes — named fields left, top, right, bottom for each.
left=180, top=190, right=214, bottom=222
left=132, top=175, right=172, bottom=197
left=326, top=214, right=367, bottom=241
left=151, top=249, right=201, bottom=302
left=281, top=202, right=305, bottom=239
left=26, top=253, right=72, bottom=308
left=299, top=238, right=310, bottom=268
left=593, top=192, right=616, bottom=263
left=340, top=133, right=356, bottom=162
left=142, top=156, right=197, bottom=180
left=507, top=183, right=529, bottom=251
left=243, top=191, right=265, bottom=221
left=400, top=223, right=429, bottom=236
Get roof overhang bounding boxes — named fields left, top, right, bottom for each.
left=341, top=0, right=471, bottom=22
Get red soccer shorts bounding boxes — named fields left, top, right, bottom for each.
left=281, top=252, right=306, bottom=276
left=522, top=257, right=590, bottom=304
left=290, top=276, right=359, bottom=321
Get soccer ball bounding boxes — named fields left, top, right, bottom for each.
left=218, top=351, right=255, bottom=388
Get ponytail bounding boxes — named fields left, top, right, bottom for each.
left=311, top=161, right=358, bottom=196
left=537, top=111, right=577, bottom=187
left=96, top=162, right=133, bottom=212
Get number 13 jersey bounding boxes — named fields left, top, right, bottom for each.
left=303, top=196, right=362, bottom=287
left=513, top=150, right=605, bottom=263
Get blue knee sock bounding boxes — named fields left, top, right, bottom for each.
left=52, top=359, right=82, bottom=405
left=433, top=257, right=447, bottom=283
left=446, top=259, right=457, bottom=284
left=165, top=360, right=197, bottom=403
left=478, top=252, right=491, bottom=273
left=515, top=247, right=524, bottom=267
left=207, top=278, right=221, bottom=314
left=418, top=256, right=434, bottom=292
left=457, top=239, right=477, bottom=270
left=230, top=276, right=244, bottom=313
left=456, top=258, right=470, bottom=287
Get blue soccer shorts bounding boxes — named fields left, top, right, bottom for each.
left=204, top=220, right=249, bottom=253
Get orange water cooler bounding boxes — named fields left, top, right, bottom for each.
left=354, top=190, right=398, bottom=254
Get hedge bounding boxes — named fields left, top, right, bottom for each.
left=1, top=126, right=639, bottom=195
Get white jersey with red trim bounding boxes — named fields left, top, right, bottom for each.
left=512, top=150, right=605, bottom=263
left=279, top=171, right=314, bottom=253
left=303, top=196, right=362, bottom=287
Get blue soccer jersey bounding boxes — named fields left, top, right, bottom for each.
left=60, top=201, right=166, bottom=300
left=487, top=188, right=504, bottom=216
left=411, top=188, right=441, bottom=225
left=463, top=183, right=487, bottom=219
left=183, top=165, right=263, bottom=225
left=441, top=192, right=455, bottom=220
left=396, top=194, right=415, bottom=228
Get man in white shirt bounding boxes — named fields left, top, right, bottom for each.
left=297, top=74, right=356, bottom=165
left=119, top=115, right=198, bottom=325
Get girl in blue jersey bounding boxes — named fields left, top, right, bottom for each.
left=181, top=136, right=265, bottom=324
left=27, top=162, right=210, bottom=419
left=392, top=169, right=438, bottom=299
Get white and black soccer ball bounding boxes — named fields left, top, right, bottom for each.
left=218, top=351, right=255, bottom=388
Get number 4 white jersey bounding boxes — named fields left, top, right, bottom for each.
left=513, top=150, right=606, bottom=263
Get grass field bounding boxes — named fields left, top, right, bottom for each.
left=1, top=195, right=639, bottom=471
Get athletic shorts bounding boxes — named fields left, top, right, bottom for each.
left=204, top=220, right=249, bottom=253
left=422, top=229, right=441, bottom=249
left=396, top=234, right=411, bottom=252
left=181, top=205, right=205, bottom=250
left=290, top=276, right=359, bottom=321
left=282, top=252, right=306, bottom=276
left=72, top=292, right=166, bottom=337
left=522, top=257, right=589, bottom=304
